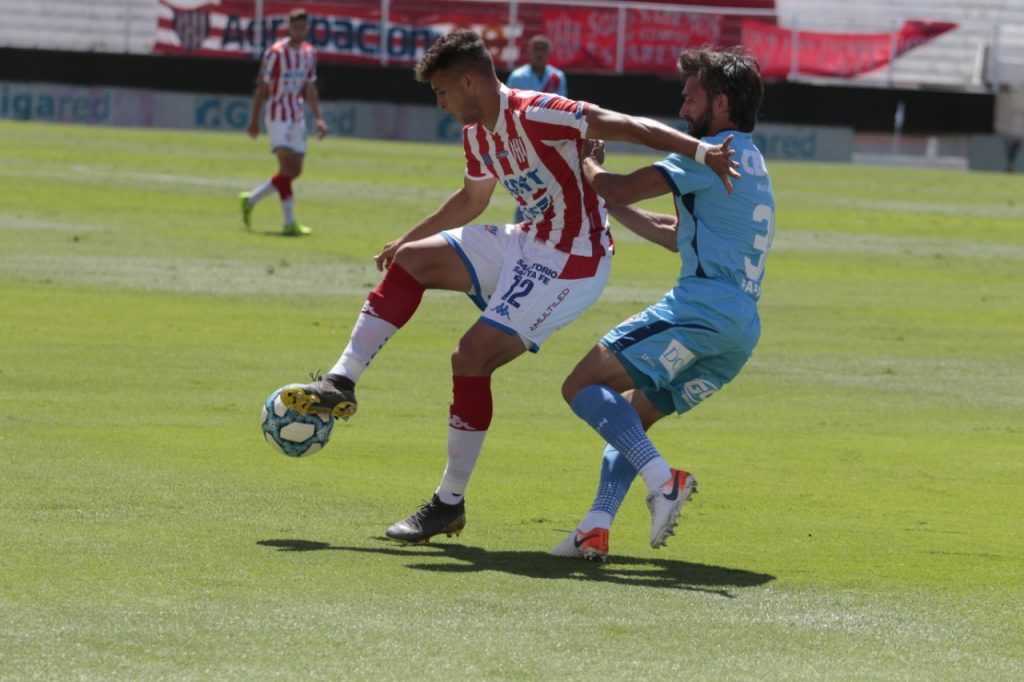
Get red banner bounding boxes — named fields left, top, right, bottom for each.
left=154, top=0, right=765, bottom=73
left=153, top=1, right=951, bottom=82
left=543, top=8, right=725, bottom=74
left=155, top=0, right=518, bottom=64
left=741, top=19, right=957, bottom=78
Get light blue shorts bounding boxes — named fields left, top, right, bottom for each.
left=601, top=279, right=760, bottom=415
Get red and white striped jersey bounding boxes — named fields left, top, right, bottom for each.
left=259, top=38, right=317, bottom=124
left=463, top=86, right=611, bottom=259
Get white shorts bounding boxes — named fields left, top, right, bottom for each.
left=442, top=224, right=612, bottom=351
left=267, top=120, right=307, bottom=154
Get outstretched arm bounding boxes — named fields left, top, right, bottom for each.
left=374, top=175, right=497, bottom=271
left=585, top=106, right=739, bottom=193
left=607, top=204, right=679, bottom=252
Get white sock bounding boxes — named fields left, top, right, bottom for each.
left=248, top=178, right=275, bottom=204
left=579, top=511, right=613, bottom=532
left=281, top=196, right=295, bottom=225
left=329, top=313, right=398, bottom=384
left=639, top=459, right=672, bottom=494
left=435, top=427, right=487, bottom=505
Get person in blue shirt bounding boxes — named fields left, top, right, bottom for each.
left=506, top=34, right=569, bottom=223
left=506, top=34, right=568, bottom=97
left=550, top=47, right=773, bottom=562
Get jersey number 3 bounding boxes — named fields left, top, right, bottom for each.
left=744, top=204, right=774, bottom=282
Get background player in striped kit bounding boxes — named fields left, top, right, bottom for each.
left=550, top=47, right=773, bottom=562
left=282, top=30, right=740, bottom=545
left=239, top=7, right=327, bottom=236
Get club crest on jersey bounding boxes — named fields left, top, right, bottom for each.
left=508, top=138, right=529, bottom=165
left=173, top=8, right=210, bottom=52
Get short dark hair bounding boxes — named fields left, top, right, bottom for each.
left=677, top=47, right=763, bottom=132
left=529, top=35, right=552, bottom=49
left=288, top=8, right=308, bottom=22
left=415, top=29, right=496, bottom=83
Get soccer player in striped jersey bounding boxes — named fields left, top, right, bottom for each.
left=550, top=48, right=773, bottom=562
left=282, top=30, right=740, bottom=544
left=506, top=34, right=567, bottom=224
left=239, top=8, right=327, bottom=236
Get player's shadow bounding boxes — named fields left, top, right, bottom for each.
left=257, top=538, right=774, bottom=597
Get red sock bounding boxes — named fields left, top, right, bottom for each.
left=271, top=173, right=293, bottom=200
left=449, top=376, right=493, bottom=431
left=365, top=263, right=425, bottom=329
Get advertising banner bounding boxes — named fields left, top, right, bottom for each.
left=155, top=0, right=518, bottom=64
left=153, top=1, right=951, bottom=80
left=154, top=1, right=765, bottom=74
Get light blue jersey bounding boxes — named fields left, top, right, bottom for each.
left=654, top=130, right=774, bottom=301
left=602, top=130, right=775, bottom=415
left=506, top=64, right=568, bottom=97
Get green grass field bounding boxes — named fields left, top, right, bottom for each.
left=1, top=119, right=1022, bottom=680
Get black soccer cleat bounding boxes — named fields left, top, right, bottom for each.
left=281, top=372, right=358, bottom=421
left=386, top=495, right=466, bottom=545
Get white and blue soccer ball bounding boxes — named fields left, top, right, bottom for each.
left=260, top=384, right=334, bottom=457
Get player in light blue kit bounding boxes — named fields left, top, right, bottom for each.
left=506, top=35, right=568, bottom=97
left=551, top=47, right=773, bottom=561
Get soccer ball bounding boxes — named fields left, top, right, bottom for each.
left=260, top=384, right=334, bottom=457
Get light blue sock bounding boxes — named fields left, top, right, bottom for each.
left=589, top=443, right=637, bottom=519
left=570, top=385, right=661, bottom=472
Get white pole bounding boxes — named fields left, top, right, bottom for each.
left=507, top=1, right=518, bottom=71
left=887, top=18, right=898, bottom=87
left=381, top=0, right=391, bottom=67
left=891, top=100, right=905, bottom=155
left=788, top=17, right=799, bottom=82
left=122, top=0, right=131, bottom=52
left=990, top=20, right=1002, bottom=90
left=254, top=0, right=264, bottom=58
left=615, top=5, right=625, bottom=74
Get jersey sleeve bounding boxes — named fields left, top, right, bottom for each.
left=258, top=48, right=278, bottom=85
left=654, top=153, right=716, bottom=196
left=522, top=93, right=590, bottom=140
left=463, top=126, right=493, bottom=181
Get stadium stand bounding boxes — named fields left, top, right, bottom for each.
left=777, top=0, right=1024, bottom=89
left=0, top=0, right=157, bottom=53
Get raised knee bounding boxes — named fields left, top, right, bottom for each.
left=451, top=345, right=480, bottom=376
left=561, top=375, right=582, bottom=407
left=392, top=243, right=430, bottom=281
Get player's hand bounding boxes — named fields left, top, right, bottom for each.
left=704, top=134, right=741, bottom=194
left=315, top=117, right=327, bottom=139
left=374, top=239, right=402, bottom=272
left=246, top=119, right=260, bottom=139
left=581, top=138, right=605, bottom=165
